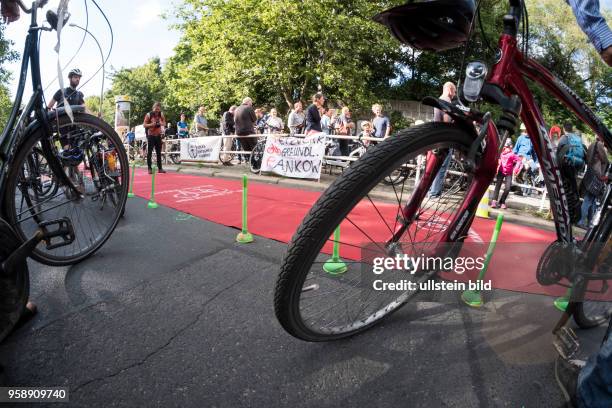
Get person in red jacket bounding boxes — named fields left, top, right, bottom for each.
left=491, top=138, right=521, bottom=209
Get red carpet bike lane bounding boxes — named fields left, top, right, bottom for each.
left=129, top=169, right=579, bottom=298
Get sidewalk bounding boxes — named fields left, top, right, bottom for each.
left=142, top=161, right=557, bottom=232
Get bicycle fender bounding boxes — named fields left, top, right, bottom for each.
left=23, top=106, right=87, bottom=138
left=421, top=97, right=479, bottom=139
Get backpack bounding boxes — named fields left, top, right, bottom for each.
left=562, top=134, right=585, bottom=168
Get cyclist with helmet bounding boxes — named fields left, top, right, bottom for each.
left=47, top=68, right=85, bottom=110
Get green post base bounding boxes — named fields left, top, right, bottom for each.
left=461, top=290, right=483, bottom=308
left=553, top=296, right=569, bottom=312
left=236, top=231, right=254, bottom=244
left=323, top=257, right=348, bottom=275
left=128, top=192, right=135, bottom=198
left=147, top=201, right=158, bottom=209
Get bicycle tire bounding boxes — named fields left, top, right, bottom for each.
left=0, top=218, right=29, bottom=342
left=3, top=112, right=129, bottom=266
left=274, top=123, right=476, bottom=341
left=573, top=213, right=612, bottom=328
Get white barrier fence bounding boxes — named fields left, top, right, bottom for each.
left=124, top=132, right=551, bottom=211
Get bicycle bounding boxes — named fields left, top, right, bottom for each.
left=0, top=0, right=128, bottom=340
left=273, top=0, right=611, bottom=342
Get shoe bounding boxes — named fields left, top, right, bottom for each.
left=429, top=193, right=441, bottom=199
left=554, top=357, right=583, bottom=407
left=500, top=203, right=507, bottom=209
left=13, top=301, right=37, bottom=331
left=576, top=222, right=588, bottom=230
left=158, top=169, right=167, bottom=174
left=148, top=168, right=153, bottom=175
left=490, top=200, right=498, bottom=209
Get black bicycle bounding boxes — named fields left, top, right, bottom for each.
left=0, top=0, right=128, bottom=340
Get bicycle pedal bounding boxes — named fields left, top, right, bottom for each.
left=39, top=217, right=75, bottom=250
left=553, top=327, right=580, bottom=360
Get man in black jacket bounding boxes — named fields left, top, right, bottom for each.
left=305, top=93, right=325, bottom=135
left=234, top=98, right=257, bottom=151
left=220, top=105, right=237, bottom=164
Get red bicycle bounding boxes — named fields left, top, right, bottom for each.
left=273, top=0, right=611, bottom=341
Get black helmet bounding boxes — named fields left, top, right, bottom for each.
left=60, top=147, right=84, bottom=166
left=374, top=0, right=476, bottom=52
left=68, top=68, right=82, bottom=78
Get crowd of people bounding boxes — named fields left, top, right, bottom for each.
left=137, top=94, right=394, bottom=168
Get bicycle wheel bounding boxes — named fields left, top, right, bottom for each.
left=0, top=218, right=29, bottom=342
left=274, top=123, right=477, bottom=341
left=4, top=112, right=129, bottom=266
left=250, top=140, right=265, bottom=174
left=574, top=215, right=612, bottom=328
left=446, top=157, right=469, bottom=195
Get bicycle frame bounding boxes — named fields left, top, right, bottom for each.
left=395, top=33, right=612, bottom=256
left=0, top=2, right=76, bottom=203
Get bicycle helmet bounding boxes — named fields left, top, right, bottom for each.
left=68, top=68, right=82, bottom=78
left=60, top=147, right=84, bottom=166
left=373, top=0, right=476, bottom=52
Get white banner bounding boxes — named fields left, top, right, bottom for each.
left=261, top=134, right=325, bottom=180
left=180, top=136, right=222, bottom=163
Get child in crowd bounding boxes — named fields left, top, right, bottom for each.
left=491, top=138, right=521, bottom=209
left=360, top=121, right=374, bottom=147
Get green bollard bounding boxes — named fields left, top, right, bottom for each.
left=553, top=288, right=572, bottom=312
left=323, top=225, right=348, bottom=275
left=236, top=174, right=254, bottom=243
left=147, top=166, right=159, bottom=209
left=127, top=163, right=136, bottom=198
left=461, top=213, right=504, bottom=307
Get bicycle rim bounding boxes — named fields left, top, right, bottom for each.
left=274, top=124, right=476, bottom=341
left=4, top=113, right=129, bottom=266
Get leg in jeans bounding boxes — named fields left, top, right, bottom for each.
left=579, top=192, right=595, bottom=227
left=429, top=149, right=453, bottom=197
left=153, top=137, right=163, bottom=170
left=493, top=171, right=504, bottom=202
left=577, top=320, right=612, bottom=407
left=146, top=136, right=154, bottom=169
left=499, top=174, right=513, bottom=204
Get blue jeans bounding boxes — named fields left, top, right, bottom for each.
left=579, top=192, right=597, bottom=227
left=429, top=149, right=452, bottom=197
left=578, top=320, right=612, bottom=407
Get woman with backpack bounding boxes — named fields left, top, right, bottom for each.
left=491, top=139, right=521, bottom=209
left=556, top=122, right=587, bottom=223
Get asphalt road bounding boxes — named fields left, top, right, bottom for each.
left=0, top=198, right=605, bottom=407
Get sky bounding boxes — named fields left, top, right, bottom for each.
left=3, top=0, right=612, bottom=104
left=3, top=0, right=181, bottom=103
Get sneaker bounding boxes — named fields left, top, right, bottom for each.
left=490, top=200, right=498, bottom=209
left=500, top=203, right=507, bottom=209
left=554, top=357, right=584, bottom=407
left=148, top=168, right=153, bottom=175
left=158, top=169, right=167, bottom=174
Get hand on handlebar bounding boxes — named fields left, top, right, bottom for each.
left=1, top=0, right=21, bottom=23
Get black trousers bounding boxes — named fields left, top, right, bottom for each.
left=493, top=171, right=512, bottom=204
left=147, top=135, right=163, bottom=170
left=237, top=134, right=256, bottom=151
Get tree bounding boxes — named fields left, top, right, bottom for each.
left=0, top=24, right=19, bottom=128
left=84, top=94, right=114, bottom=125
left=107, top=58, right=167, bottom=127
left=166, top=0, right=407, bottom=119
